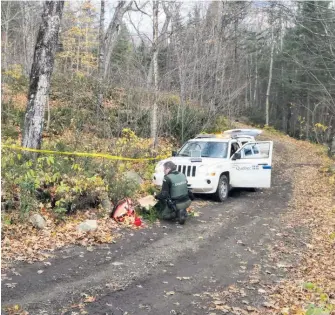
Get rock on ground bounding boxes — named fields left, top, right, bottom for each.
left=100, top=197, right=112, bottom=212
left=77, top=220, right=98, bottom=232
left=124, top=171, right=143, bottom=185
left=29, top=214, right=46, bottom=229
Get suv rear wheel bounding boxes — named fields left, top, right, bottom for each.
left=214, top=174, right=229, bottom=202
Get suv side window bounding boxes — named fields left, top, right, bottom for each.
left=239, top=143, right=270, bottom=159
left=243, top=144, right=253, bottom=156
left=230, top=142, right=240, bottom=157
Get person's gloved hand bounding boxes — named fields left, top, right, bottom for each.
left=188, top=189, right=195, bottom=201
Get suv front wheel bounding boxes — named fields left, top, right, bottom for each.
left=214, top=174, right=229, bottom=202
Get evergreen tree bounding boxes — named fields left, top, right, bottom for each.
left=111, top=23, right=133, bottom=70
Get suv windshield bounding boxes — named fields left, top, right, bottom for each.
left=177, top=141, right=228, bottom=158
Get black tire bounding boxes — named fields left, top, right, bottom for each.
left=214, top=175, right=229, bottom=202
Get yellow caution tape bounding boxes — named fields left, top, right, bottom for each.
left=1, top=144, right=167, bottom=161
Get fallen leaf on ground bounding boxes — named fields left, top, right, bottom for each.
left=83, top=296, right=96, bottom=303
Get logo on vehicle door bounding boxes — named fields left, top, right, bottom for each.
left=233, top=165, right=259, bottom=171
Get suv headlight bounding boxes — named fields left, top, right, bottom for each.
left=155, top=161, right=165, bottom=173
left=206, top=167, right=216, bottom=176
left=198, top=165, right=216, bottom=176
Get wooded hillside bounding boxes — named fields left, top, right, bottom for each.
left=2, top=1, right=335, bottom=149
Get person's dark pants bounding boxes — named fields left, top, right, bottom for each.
left=155, top=199, right=191, bottom=220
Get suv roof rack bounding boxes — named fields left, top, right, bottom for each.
left=194, top=131, right=259, bottom=140
left=194, top=134, right=218, bottom=139
left=223, top=129, right=262, bottom=137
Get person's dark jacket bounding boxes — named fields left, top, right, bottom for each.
left=155, top=170, right=194, bottom=202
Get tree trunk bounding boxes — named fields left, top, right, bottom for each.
left=2, top=2, right=11, bottom=72
left=151, top=0, right=159, bottom=147
left=147, top=59, right=153, bottom=88
left=103, top=1, right=133, bottom=80
left=46, top=95, right=50, bottom=131
left=253, top=49, right=258, bottom=106
left=21, top=2, right=30, bottom=76
left=306, top=91, right=310, bottom=140
left=265, top=25, right=274, bottom=126
left=22, top=1, right=64, bottom=150
left=147, top=2, right=172, bottom=88
left=97, top=0, right=105, bottom=111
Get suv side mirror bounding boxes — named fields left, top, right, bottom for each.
left=232, top=152, right=241, bottom=160
left=172, top=151, right=177, bottom=157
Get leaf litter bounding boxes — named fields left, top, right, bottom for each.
left=1, top=211, right=124, bottom=266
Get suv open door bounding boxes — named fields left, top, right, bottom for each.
left=230, top=141, right=273, bottom=188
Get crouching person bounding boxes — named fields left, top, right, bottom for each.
left=154, top=161, right=193, bottom=224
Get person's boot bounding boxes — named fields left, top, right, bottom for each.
left=178, top=209, right=187, bottom=225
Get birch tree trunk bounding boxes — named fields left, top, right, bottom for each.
left=253, top=49, right=258, bottom=106
left=151, top=0, right=159, bottom=147
left=147, top=2, right=172, bottom=87
left=97, top=0, right=105, bottom=110
left=22, top=1, right=64, bottom=150
left=265, top=24, right=274, bottom=126
left=2, top=2, right=11, bottom=72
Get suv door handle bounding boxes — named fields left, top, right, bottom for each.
left=258, top=163, right=268, bottom=166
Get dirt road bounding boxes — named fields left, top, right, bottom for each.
left=2, top=141, right=302, bottom=315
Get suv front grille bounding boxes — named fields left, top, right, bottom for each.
left=177, top=165, right=197, bottom=177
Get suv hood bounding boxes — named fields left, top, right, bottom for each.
left=158, top=156, right=229, bottom=168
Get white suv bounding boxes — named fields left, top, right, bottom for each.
left=153, top=129, right=273, bottom=201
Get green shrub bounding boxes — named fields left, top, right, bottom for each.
left=1, top=127, right=173, bottom=220
left=204, top=115, right=230, bottom=133
left=244, top=106, right=265, bottom=126
left=165, top=104, right=208, bottom=143
left=104, top=169, right=139, bottom=205
left=1, top=100, right=25, bottom=128
left=302, top=282, right=334, bottom=315
left=138, top=205, right=159, bottom=223
left=18, top=180, right=38, bottom=218
left=2, top=65, right=28, bottom=94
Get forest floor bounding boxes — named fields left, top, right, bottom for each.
left=1, top=129, right=335, bottom=315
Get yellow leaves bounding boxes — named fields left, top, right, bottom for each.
left=314, top=123, right=328, bottom=132
left=81, top=0, right=95, bottom=11
left=3, top=64, right=24, bottom=80
left=290, top=307, right=305, bottom=315
left=320, top=293, right=329, bottom=303
left=75, top=71, right=86, bottom=79
left=83, top=295, right=96, bottom=303
left=4, top=304, right=29, bottom=315
left=281, top=307, right=290, bottom=315
left=68, top=26, right=84, bottom=37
